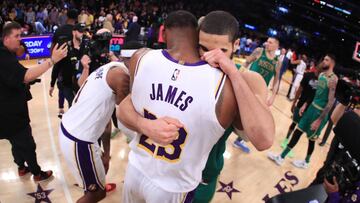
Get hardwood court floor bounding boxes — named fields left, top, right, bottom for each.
left=0, top=59, right=332, bottom=203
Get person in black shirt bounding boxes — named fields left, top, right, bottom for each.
left=0, top=22, right=67, bottom=181
left=280, top=65, right=324, bottom=155
left=49, top=9, right=78, bottom=111
left=310, top=103, right=360, bottom=186
left=125, top=16, right=140, bottom=43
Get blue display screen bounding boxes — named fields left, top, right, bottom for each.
left=20, top=35, right=52, bottom=59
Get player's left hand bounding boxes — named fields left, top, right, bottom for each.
left=323, top=177, right=339, bottom=194
left=201, top=49, right=237, bottom=76
left=101, top=154, right=111, bottom=174
left=311, top=119, right=321, bottom=131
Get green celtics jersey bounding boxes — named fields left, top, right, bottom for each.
left=249, top=49, right=278, bottom=85
left=201, top=63, right=242, bottom=182
left=312, top=73, right=334, bottom=109
left=202, top=126, right=233, bottom=182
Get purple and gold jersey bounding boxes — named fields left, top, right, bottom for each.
left=129, top=50, right=226, bottom=193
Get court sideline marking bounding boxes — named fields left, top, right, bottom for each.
left=41, top=74, right=73, bottom=203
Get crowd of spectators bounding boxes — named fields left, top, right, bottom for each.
left=0, top=0, right=220, bottom=48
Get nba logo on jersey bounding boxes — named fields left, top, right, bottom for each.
left=171, top=69, right=180, bottom=81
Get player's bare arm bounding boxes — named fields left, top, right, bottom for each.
left=244, top=47, right=263, bottom=68
left=267, top=60, right=281, bottom=106
left=311, top=75, right=338, bottom=131
left=106, top=66, right=130, bottom=104
left=78, top=55, right=91, bottom=87
left=203, top=48, right=274, bottom=150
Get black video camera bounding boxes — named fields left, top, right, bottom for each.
left=324, top=150, right=360, bottom=194
left=57, top=35, right=79, bottom=65
left=82, top=32, right=112, bottom=66
left=335, top=69, right=360, bottom=107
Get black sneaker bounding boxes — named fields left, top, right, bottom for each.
left=58, top=112, right=64, bottom=119
left=33, top=170, right=53, bottom=182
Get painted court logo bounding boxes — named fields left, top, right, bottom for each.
left=217, top=181, right=240, bottom=199
left=27, top=184, right=54, bottom=203
left=171, top=69, right=181, bottom=81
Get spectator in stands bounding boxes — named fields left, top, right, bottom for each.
left=57, top=8, right=66, bottom=26
left=25, top=7, right=35, bottom=24
left=103, top=13, right=115, bottom=33
left=125, top=15, right=140, bottom=43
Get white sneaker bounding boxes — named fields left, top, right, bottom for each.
left=267, top=152, right=284, bottom=166
left=292, top=160, right=309, bottom=169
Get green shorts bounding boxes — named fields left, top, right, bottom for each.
left=292, top=106, right=302, bottom=124
left=298, top=104, right=329, bottom=140
left=193, top=177, right=218, bottom=203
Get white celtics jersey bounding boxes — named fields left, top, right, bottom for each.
left=130, top=50, right=226, bottom=192
left=62, top=62, right=127, bottom=143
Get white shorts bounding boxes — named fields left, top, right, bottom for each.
left=122, top=163, right=195, bottom=203
left=293, top=74, right=304, bottom=88
left=59, top=123, right=105, bottom=192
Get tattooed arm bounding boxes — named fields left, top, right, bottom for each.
left=244, top=47, right=263, bottom=68
left=311, top=75, right=338, bottom=131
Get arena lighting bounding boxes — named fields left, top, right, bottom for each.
left=353, top=42, right=360, bottom=63
left=278, top=6, right=289, bottom=13
left=313, top=0, right=352, bottom=15
left=244, top=24, right=256, bottom=30
left=268, top=28, right=278, bottom=36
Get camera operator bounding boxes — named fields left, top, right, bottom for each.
left=76, top=28, right=116, bottom=87
left=309, top=71, right=360, bottom=202
left=324, top=103, right=360, bottom=203
left=0, top=22, right=67, bottom=181
left=49, top=9, right=78, bottom=108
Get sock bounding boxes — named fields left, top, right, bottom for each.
left=286, top=123, right=296, bottom=139
left=281, top=147, right=291, bottom=159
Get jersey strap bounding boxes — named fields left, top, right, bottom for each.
left=215, top=73, right=227, bottom=101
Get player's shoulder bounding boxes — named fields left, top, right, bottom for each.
left=254, top=47, right=264, bottom=53
left=328, top=72, right=338, bottom=88
left=131, top=48, right=152, bottom=60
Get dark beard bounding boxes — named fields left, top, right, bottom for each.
left=322, top=66, right=330, bottom=71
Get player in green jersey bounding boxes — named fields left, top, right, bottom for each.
left=268, top=54, right=338, bottom=169
left=194, top=11, right=273, bottom=202
left=232, top=37, right=282, bottom=152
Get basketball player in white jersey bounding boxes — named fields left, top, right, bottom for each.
left=289, top=54, right=307, bottom=100
left=117, top=10, right=275, bottom=203
left=59, top=61, right=130, bottom=203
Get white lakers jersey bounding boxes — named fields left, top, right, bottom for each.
left=130, top=50, right=226, bottom=192
left=61, top=62, right=127, bottom=143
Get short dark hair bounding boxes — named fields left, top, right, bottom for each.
left=67, top=9, right=78, bottom=20
left=2, top=22, right=21, bottom=38
left=269, top=36, right=280, bottom=44
left=200, top=11, right=239, bottom=42
left=326, top=53, right=336, bottom=62
left=164, top=10, right=198, bottom=30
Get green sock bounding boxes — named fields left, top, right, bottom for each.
left=305, top=155, right=311, bottom=163
left=281, top=147, right=291, bottom=159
